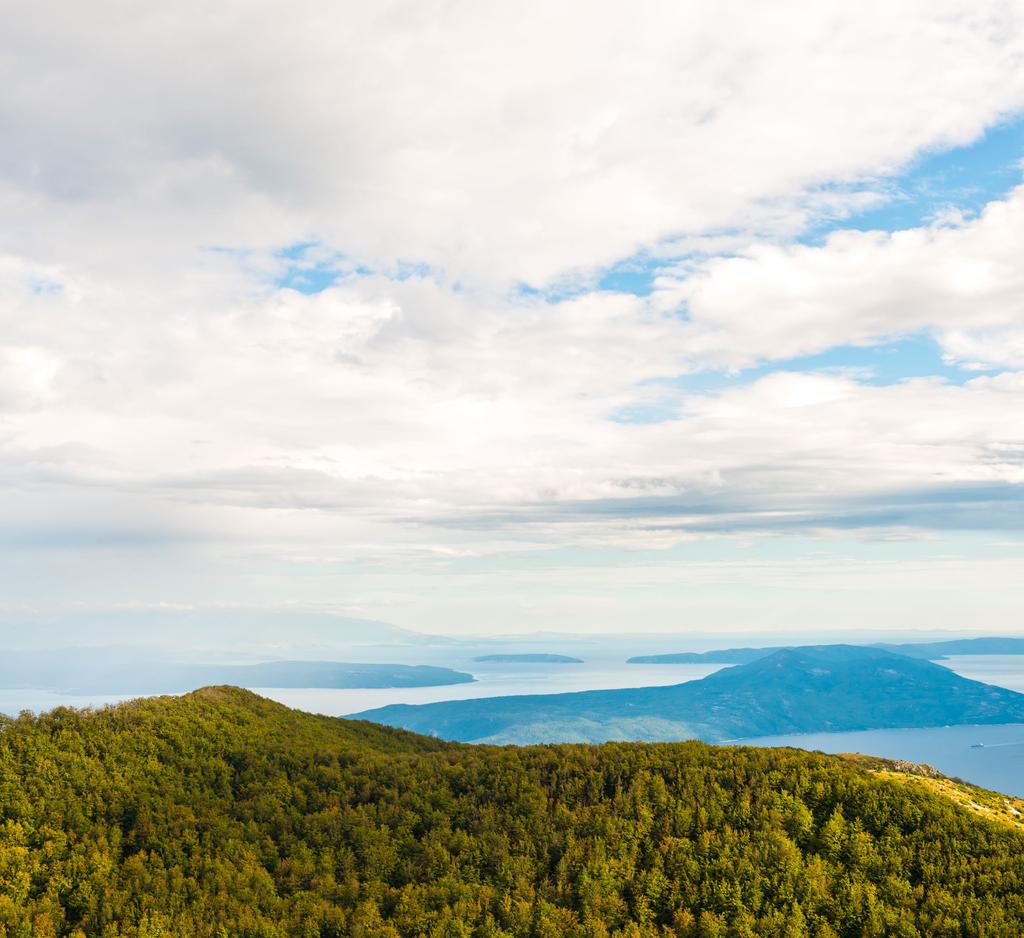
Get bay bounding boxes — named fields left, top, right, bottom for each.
left=939, top=654, right=1024, bottom=692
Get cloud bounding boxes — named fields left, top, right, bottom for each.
left=4, top=2, right=1024, bottom=630
left=4, top=254, right=1024, bottom=550
left=3, top=199, right=1024, bottom=578
left=941, top=327, right=1024, bottom=370
left=4, top=1, right=1024, bottom=287
left=656, top=185, right=1024, bottom=368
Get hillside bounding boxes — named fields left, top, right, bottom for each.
left=838, top=753, right=1024, bottom=833
left=358, top=645, right=1024, bottom=744
left=3, top=689, right=1024, bottom=936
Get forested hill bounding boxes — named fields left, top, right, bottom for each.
left=357, top=645, right=1024, bottom=744
left=3, top=688, right=1024, bottom=936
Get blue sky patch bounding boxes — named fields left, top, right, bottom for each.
left=524, top=115, right=1024, bottom=308
left=274, top=242, right=347, bottom=294
left=804, top=116, right=1024, bottom=240
left=622, top=336, right=979, bottom=414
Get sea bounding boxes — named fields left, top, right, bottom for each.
left=250, top=661, right=725, bottom=714
left=0, top=662, right=722, bottom=719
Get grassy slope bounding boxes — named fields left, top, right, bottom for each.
left=838, top=753, right=1024, bottom=832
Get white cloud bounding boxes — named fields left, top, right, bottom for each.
left=4, top=253, right=1024, bottom=552
left=659, top=186, right=1024, bottom=368
left=941, top=328, right=1024, bottom=370
left=3, top=1, right=1024, bottom=287
left=4, top=2, right=1024, bottom=629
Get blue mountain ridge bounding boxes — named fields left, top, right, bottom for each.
left=355, top=644, right=1024, bottom=745
left=626, top=636, right=1024, bottom=664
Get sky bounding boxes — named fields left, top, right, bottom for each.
left=2, top=1, right=1024, bottom=642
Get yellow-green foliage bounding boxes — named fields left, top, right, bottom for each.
left=1, top=687, right=1023, bottom=937
left=839, top=753, right=1024, bottom=833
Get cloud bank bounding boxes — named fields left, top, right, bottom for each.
left=2, top=1, right=1024, bottom=632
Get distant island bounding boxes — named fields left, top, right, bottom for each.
left=472, top=653, right=583, bottom=663
left=627, top=635, right=1024, bottom=665
left=358, top=644, right=1024, bottom=744
left=87, top=661, right=476, bottom=694
left=628, top=647, right=775, bottom=664
left=874, top=636, right=1024, bottom=659
left=0, top=652, right=474, bottom=695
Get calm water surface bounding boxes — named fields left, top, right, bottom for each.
left=940, top=655, right=1024, bottom=692
left=254, top=662, right=727, bottom=716
left=0, top=662, right=727, bottom=717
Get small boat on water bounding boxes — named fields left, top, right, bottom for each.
left=970, top=743, right=985, bottom=749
